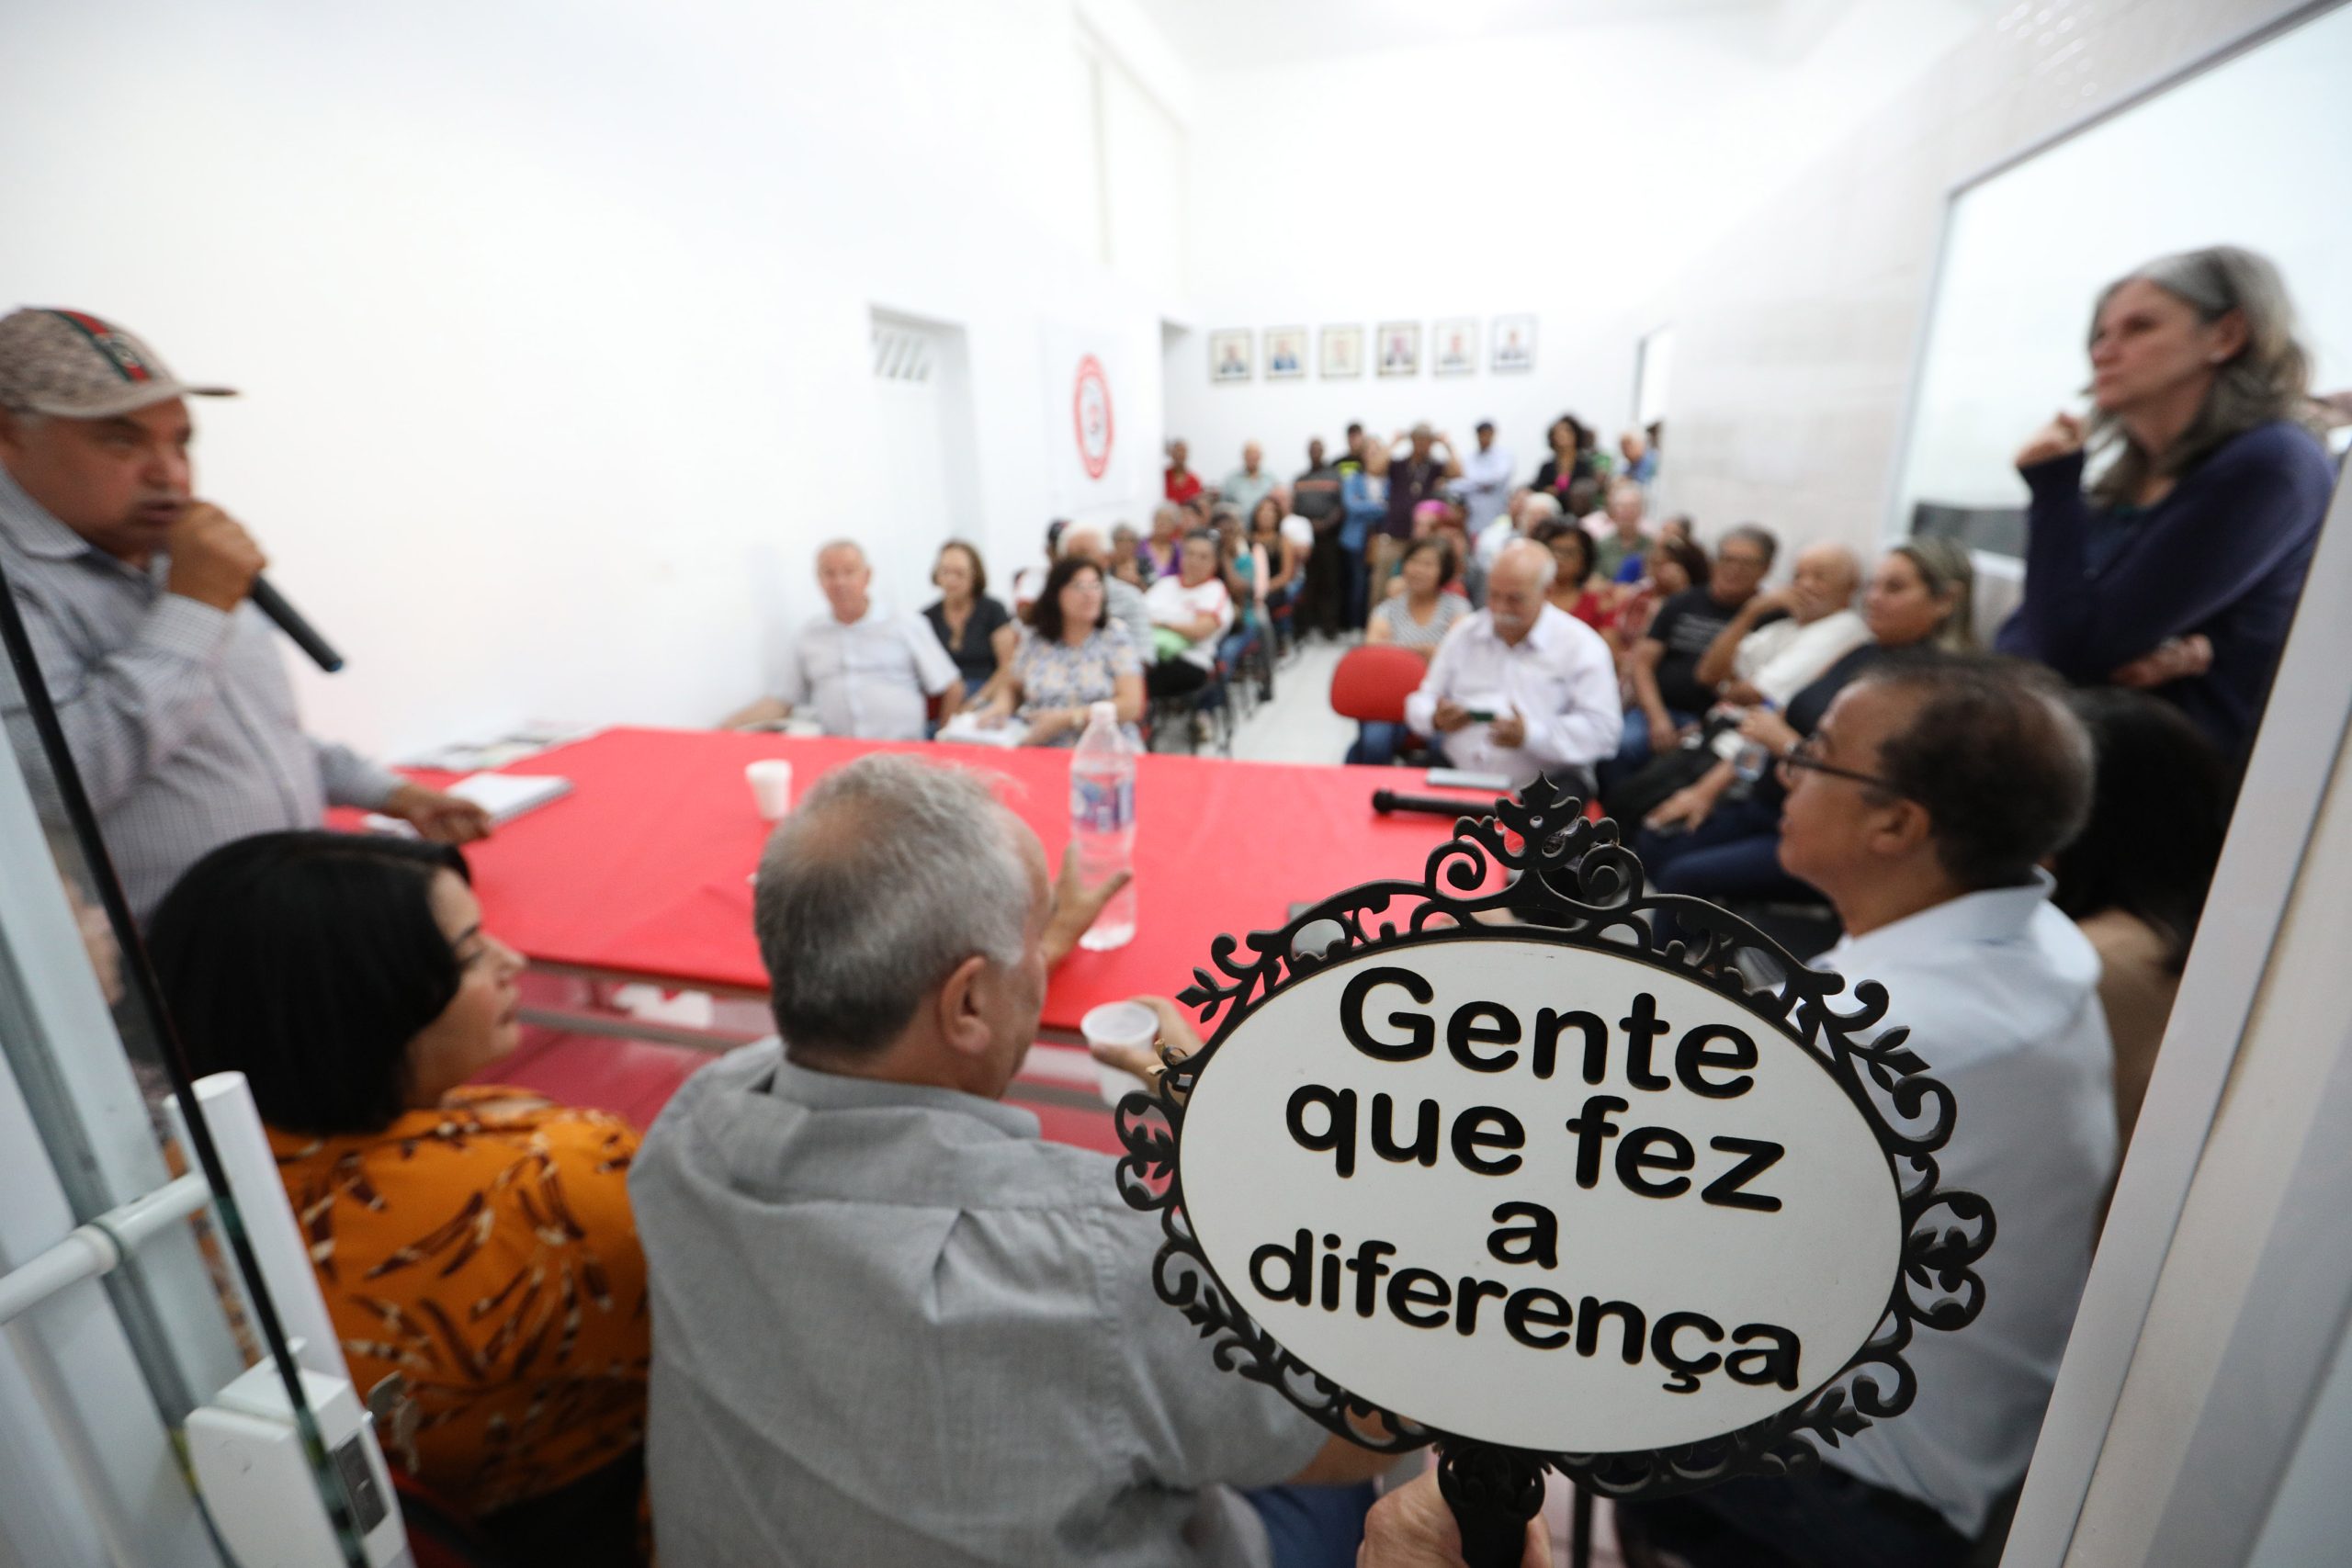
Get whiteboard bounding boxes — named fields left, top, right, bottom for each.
left=1894, top=3, right=2352, bottom=536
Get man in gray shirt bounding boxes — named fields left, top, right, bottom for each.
left=0, top=308, right=487, bottom=920
left=630, top=754, right=1395, bottom=1566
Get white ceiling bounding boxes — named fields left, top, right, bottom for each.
left=1127, top=0, right=1999, bottom=74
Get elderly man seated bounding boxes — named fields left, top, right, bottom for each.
left=631, top=754, right=1396, bottom=1567
left=1691, top=541, right=1871, bottom=710
left=725, top=539, right=961, bottom=739
left=1402, top=538, right=1622, bottom=792
left=1617, top=656, right=2115, bottom=1568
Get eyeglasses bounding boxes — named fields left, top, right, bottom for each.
left=1773, top=733, right=1912, bottom=800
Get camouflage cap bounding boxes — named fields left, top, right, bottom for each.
left=0, top=308, right=236, bottom=419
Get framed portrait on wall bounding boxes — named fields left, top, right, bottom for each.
left=1264, top=326, right=1307, bottom=380
left=1209, top=329, right=1253, bottom=383
left=1491, top=313, right=1536, bottom=373
left=1375, top=321, right=1420, bottom=377
left=1432, top=317, right=1478, bottom=376
left=1319, top=324, right=1363, bottom=378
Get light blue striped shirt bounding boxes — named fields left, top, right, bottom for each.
left=0, top=464, right=400, bottom=919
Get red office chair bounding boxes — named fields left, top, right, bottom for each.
left=1329, top=645, right=1428, bottom=725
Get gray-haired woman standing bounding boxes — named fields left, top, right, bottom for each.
left=1996, top=246, right=2335, bottom=759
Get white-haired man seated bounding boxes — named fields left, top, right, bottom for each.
left=1403, top=538, right=1622, bottom=792
left=725, top=538, right=961, bottom=739
left=631, top=755, right=1396, bottom=1566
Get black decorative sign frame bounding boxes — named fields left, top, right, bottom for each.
left=1110, top=778, right=1994, bottom=1522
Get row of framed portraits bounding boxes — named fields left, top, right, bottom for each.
left=1209, top=316, right=1535, bottom=383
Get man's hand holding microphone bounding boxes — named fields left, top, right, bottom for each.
left=163, top=501, right=492, bottom=845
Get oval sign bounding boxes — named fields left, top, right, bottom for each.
left=1177, top=936, right=1905, bottom=1456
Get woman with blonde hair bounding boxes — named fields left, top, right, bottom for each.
left=1997, top=246, right=2333, bottom=758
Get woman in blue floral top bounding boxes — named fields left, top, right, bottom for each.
left=975, top=557, right=1146, bottom=747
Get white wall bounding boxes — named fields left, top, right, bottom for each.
left=1162, top=1, right=1991, bottom=494
left=0, top=0, right=1190, bottom=761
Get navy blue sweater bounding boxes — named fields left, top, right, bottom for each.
left=1996, top=419, right=2335, bottom=757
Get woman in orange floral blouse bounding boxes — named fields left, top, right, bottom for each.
left=150, top=831, right=649, bottom=1565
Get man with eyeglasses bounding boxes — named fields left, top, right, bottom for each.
left=1617, top=655, right=2116, bottom=1568
left=1606, top=524, right=1780, bottom=791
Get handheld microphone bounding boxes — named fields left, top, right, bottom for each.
left=248, top=577, right=345, bottom=672
left=1372, top=789, right=1492, bottom=820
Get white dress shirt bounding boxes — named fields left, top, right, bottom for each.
left=1814, top=873, right=2116, bottom=1538
left=1403, top=604, right=1623, bottom=786
left=1453, top=446, right=1516, bottom=536
left=1734, top=608, right=1872, bottom=707
left=778, top=602, right=957, bottom=740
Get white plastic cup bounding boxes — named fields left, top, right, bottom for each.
left=746, top=759, right=795, bottom=821
left=1081, top=999, right=1159, bottom=1106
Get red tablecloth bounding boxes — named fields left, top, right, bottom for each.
left=387, top=727, right=1500, bottom=1032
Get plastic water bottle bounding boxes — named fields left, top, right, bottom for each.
left=1070, top=701, right=1137, bottom=951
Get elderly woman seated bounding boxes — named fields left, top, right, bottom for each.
left=1141, top=528, right=1235, bottom=698
left=149, top=831, right=650, bottom=1567
left=973, top=556, right=1146, bottom=746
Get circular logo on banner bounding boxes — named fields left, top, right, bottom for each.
left=1073, top=354, right=1114, bottom=480
left=1112, top=783, right=1993, bottom=1499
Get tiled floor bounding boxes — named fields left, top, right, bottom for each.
left=1226, top=637, right=1363, bottom=766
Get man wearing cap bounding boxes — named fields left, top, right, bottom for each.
left=1452, top=421, right=1515, bottom=539
left=0, top=307, right=489, bottom=920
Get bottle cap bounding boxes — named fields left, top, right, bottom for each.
left=1091, top=700, right=1115, bottom=720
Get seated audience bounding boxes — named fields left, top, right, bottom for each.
left=724, top=540, right=960, bottom=738
left=1220, top=439, right=1276, bottom=521
left=1110, top=519, right=1142, bottom=568
left=1585, top=478, right=1655, bottom=581
left=1294, top=436, right=1349, bottom=638
left=1143, top=529, right=1234, bottom=698
left=1403, top=539, right=1622, bottom=792
left=1636, top=539, right=1976, bottom=903
left=1531, top=518, right=1611, bottom=632
left=922, top=539, right=1015, bottom=702
left=1619, top=427, right=1658, bottom=486
left=1468, top=486, right=1534, bottom=595
left=1250, top=493, right=1301, bottom=615
left=1996, top=246, right=2334, bottom=760
left=0, top=307, right=489, bottom=923
left=1690, top=541, right=1869, bottom=706
left=149, top=832, right=648, bottom=1565
left=2052, top=688, right=2232, bottom=1152
left=974, top=557, right=1142, bottom=748
left=1340, top=441, right=1391, bottom=628
left=1007, top=520, right=1069, bottom=618
left=1531, top=413, right=1594, bottom=503
left=1609, top=525, right=1777, bottom=784
left=1350, top=537, right=1468, bottom=766
left=1454, top=419, right=1514, bottom=537
left=1618, top=658, right=2112, bottom=1568
left=629, top=756, right=1395, bottom=1565
left=1142, top=502, right=1184, bottom=579
left=1616, top=536, right=1710, bottom=654
left=1365, top=536, right=1467, bottom=658
left=1378, top=423, right=1460, bottom=604
left=1162, top=436, right=1203, bottom=505
left=1057, top=525, right=1154, bottom=654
